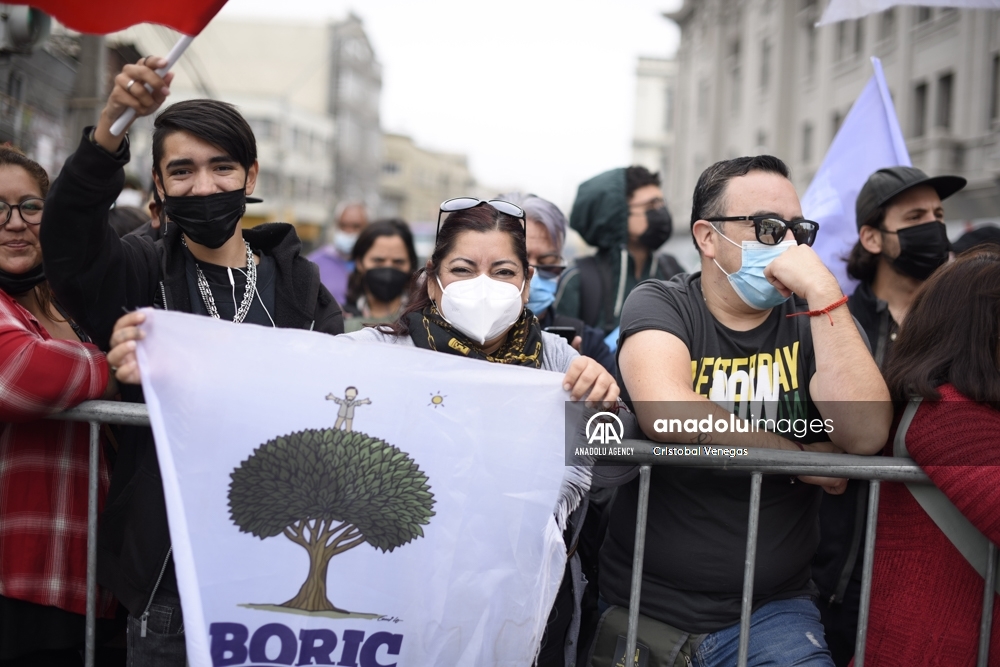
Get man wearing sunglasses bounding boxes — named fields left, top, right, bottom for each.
left=596, top=156, right=891, bottom=666
left=811, top=165, right=965, bottom=666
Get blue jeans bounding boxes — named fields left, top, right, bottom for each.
left=126, top=590, right=186, bottom=667
left=693, top=597, right=834, bottom=667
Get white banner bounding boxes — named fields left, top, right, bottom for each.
left=818, top=0, right=1000, bottom=25
left=135, top=309, right=579, bottom=667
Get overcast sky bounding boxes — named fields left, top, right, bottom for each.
left=219, top=0, right=682, bottom=211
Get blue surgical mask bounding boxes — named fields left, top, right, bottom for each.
left=713, top=228, right=795, bottom=310
left=526, top=271, right=558, bottom=316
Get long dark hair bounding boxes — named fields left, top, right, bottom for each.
left=883, top=246, right=1000, bottom=409
left=345, top=219, right=418, bottom=306
left=378, top=204, right=527, bottom=336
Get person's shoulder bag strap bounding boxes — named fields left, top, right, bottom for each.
left=895, top=397, right=1000, bottom=594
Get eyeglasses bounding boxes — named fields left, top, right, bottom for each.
left=0, top=198, right=45, bottom=228
left=705, top=215, right=819, bottom=247
left=530, top=263, right=567, bottom=280
left=436, top=197, right=526, bottom=241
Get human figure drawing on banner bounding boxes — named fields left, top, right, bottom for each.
left=326, top=386, right=371, bottom=432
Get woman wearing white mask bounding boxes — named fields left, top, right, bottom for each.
left=347, top=198, right=617, bottom=401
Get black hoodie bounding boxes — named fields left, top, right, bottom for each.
left=41, top=129, right=344, bottom=614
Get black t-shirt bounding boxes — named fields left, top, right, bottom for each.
left=184, top=248, right=277, bottom=328
left=600, top=272, right=822, bottom=633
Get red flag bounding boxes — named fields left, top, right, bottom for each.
left=13, top=0, right=228, bottom=36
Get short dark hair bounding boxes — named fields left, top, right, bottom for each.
left=689, top=155, right=790, bottom=251
left=883, top=246, right=1000, bottom=410
left=625, top=165, right=661, bottom=201
left=380, top=204, right=527, bottom=337
left=152, top=99, right=257, bottom=178
left=346, top=218, right=419, bottom=306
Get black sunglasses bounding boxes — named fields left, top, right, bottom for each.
left=705, top=215, right=820, bottom=246
left=436, top=197, right=526, bottom=241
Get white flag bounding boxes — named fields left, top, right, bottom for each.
left=801, top=57, right=911, bottom=294
left=136, top=309, right=583, bottom=667
left=818, top=0, right=1000, bottom=25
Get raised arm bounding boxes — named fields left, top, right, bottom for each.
left=41, top=57, right=171, bottom=349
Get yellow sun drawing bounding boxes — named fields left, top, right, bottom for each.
left=429, top=392, right=446, bottom=408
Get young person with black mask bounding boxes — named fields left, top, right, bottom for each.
left=811, top=165, right=965, bottom=667
left=342, top=218, right=417, bottom=332
left=40, top=55, right=343, bottom=666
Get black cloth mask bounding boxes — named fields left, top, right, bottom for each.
left=0, top=262, right=45, bottom=296
left=885, top=221, right=950, bottom=281
left=163, top=188, right=247, bottom=249
left=363, top=267, right=410, bottom=303
left=637, top=207, right=673, bottom=249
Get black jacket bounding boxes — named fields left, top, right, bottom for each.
left=41, top=130, right=344, bottom=615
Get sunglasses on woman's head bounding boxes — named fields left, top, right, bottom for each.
left=436, top=197, right=526, bottom=241
left=705, top=215, right=820, bottom=246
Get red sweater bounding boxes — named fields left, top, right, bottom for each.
left=857, top=384, right=1000, bottom=666
left=0, top=289, right=114, bottom=616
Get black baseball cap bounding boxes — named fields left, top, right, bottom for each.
left=855, top=166, right=966, bottom=230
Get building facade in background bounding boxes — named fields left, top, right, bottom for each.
left=631, top=56, right=677, bottom=187
left=379, top=132, right=477, bottom=224
left=665, top=1, right=1000, bottom=231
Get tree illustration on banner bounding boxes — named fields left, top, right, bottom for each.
left=228, top=416, right=435, bottom=614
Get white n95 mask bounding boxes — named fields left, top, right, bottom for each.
left=436, top=274, right=525, bottom=345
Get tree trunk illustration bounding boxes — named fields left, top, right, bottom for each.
left=279, top=519, right=367, bottom=612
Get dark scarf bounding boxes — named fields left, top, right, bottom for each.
left=406, top=304, right=543, bottom=368
left=0, top=263, right=45, bottom=296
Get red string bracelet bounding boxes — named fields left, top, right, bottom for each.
left=786, top=294, right=849, bottom=326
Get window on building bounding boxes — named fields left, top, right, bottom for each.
left=756, top=129, right=767, bottom=148
left=665, top=88, right=675, bottom=130
left=697, top=79, right=710, bottom=123
left=836, top=21, right=847, bottom=60
left=879, top=8, right=896, bottom=40
left=382, top=162, right=400, bottom=175
left=805, top=22, right=817, bottom=78
left=854, top=17, right=865, bottom=55
left=913, top=82, right=928, bottom=137
left=936, top=72, right=953, bottom=130
left=729, top=39, right=741, bottom=114
left=831, top=110, right=843, bottom=140
left=802, top=122, right=813, bottom=163
left=990, top=54, right=1000, bottom=122
left=760, top=39, right=771, bottom=90
left=917, top=7, right=932, bottom=23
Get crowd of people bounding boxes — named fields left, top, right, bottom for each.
left=0, top=53, right=997, bottom=667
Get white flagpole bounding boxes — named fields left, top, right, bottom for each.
left=109, top=34, right=194, bottom=136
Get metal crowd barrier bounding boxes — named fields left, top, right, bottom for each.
left=45, top=402, right=996, bottom=667
left=608, top=442, right=997, bottom=667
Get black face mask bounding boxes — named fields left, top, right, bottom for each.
left=885, top=221, right=950, bottom=281
left=637, top=207, right=673, bottom=249
left=363, top=267, right=410, bottom=303
left=163, top=189, right=246, bottom=249
left=0, top=262, right=45, bottom=296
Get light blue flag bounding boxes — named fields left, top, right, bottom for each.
left=801, top=57, right=911, bottom=294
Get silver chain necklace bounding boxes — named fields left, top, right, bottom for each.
left=181, top=237, right=256, bottom=323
